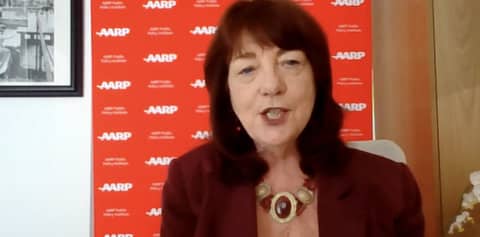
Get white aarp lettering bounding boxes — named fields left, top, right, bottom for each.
left=190, top=26, right=217, bottom=35
left=143, top=0, right=176, bottom=9
left=96, top=28, right=130, bottom=37
left=97, top=132, right=132, bottom=141
left=98, top=183, right=133, bottom=192
left=339, top=103, right=367, bottom=111
left=145, top=157, right=175, bottom=166
left=332, top=51, right=366, bottom=60
left=144, top=54, right=178, bottom=63
left=146, top=208, right=162, bottom=216
left=190, top=79, right=206, bottom=88
left=331, top=0, right=365, bottom=7
left=191, top=131, right=211, bottom=140
left=144, top=105, right=178, bottom=115
left=97, top=81, right=131, bottom=90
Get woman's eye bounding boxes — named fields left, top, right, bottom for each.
left=281, top=59, right=301, bottom=67
left=239, top=66, right=255, bottom=75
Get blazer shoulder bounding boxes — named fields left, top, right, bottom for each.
left=344, top=148, right=418, bottom=208
left=345, top=148, right=425, bottom=235
left=346, top=147, right=407, bottom=182
left=164, top=143, right=219, bottom=216
left=169, top=142, right=220, bottom=186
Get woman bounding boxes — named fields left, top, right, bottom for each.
left=161, top=0, right=425, bottom=236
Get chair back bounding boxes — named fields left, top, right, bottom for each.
left=346, top=139, right=407, bottom=164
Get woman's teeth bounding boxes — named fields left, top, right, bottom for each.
left=266, top=108, right=282, bottom=119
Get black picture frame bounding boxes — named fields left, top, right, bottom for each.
left=0, top=0, right=83, bottom=97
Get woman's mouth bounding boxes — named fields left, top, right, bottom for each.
left=260, top=107, right=289, bottom=124
left=266, top=108, right=282, bottom=119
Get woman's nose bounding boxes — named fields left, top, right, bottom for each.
left=259, top=67, right=286, bottom=96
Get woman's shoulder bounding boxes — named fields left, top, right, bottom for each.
left=343, top=147, right=422, bottom=211
left=162, top=143, right=222, bottom=223
left=344, top=147, right=417, bottom=190
left=164, top=143, right=220, bottom=209
left=344, top=148, right=424, bottom=234
left=168, top=142, right=220, bottom=181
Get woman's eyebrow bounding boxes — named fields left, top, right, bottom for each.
left=277, top=49, right=288, bottom=57
left=231, top=51, right=256, bottom=61
left=277, top=49, right=302, bottom=57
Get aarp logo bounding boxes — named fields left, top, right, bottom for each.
left=145, top=157, right=175, bottom=166
left=332, top=51, right=366, bottom=61
left=97, top=81, right=131, bottom=90
left=98, top=183, right=133, bottom=192
left=97, top=132, right=132, bottom=141
left=190, top=26, right=217, bottom=35
left=96, top=28, right=130, bottom=37
left=146, top=208, right=162, bottom=216
left=144, top=105, right=178, bottom=115
left=331, top=0, right=365, bottom=7
left=190, top=79, right=206, bottom=89
left=143, top=0, right=176, bottom=9
left=104, top=234, right=134, bottom=237
left=339, top=103, right=367, bottom=112
left=192, top=130, right=211, bottom=140
left=144, top=53, right=177, bottom=63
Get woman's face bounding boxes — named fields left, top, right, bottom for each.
left=227, top=33, right=316, bottom=149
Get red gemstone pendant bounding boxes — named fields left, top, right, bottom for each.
left=274, top=195, right=292, bottom=218
left=256, top=178, right=316, bottom=224
left=269, top=192, right=297, bottom=223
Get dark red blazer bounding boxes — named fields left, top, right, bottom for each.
left=161, top=143, right=424, bottom=237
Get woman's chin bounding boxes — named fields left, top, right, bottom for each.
left=254, top=135, right=295, bottom=150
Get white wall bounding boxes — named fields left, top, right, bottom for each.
left=0, top=1, right=92, bottom=236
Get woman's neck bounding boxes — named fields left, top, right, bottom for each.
left=257, top=143, right=306, bottom=182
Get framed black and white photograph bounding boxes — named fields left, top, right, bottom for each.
left=0, top=0, right=83, bottom=97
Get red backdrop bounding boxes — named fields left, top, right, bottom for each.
left=92, top=0, right=371, bottom=236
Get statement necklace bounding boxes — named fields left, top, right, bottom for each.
left=255, top=179, right=316, bottom=224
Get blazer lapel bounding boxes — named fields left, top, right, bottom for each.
left=316, top=173, right=368, bottom=237
left=211, top=182, right=258, bottom=237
